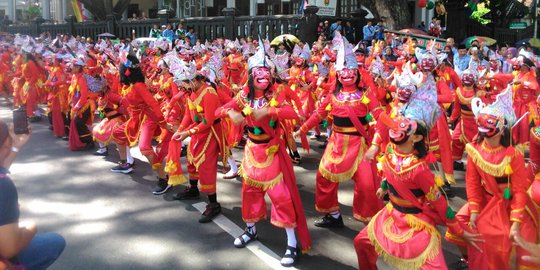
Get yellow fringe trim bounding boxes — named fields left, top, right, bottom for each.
left=168, top=175, right=188, bottom=186
left=465, top=143, right=513, bottom=177
left=367, top=206, right=441, bottom=270
left=383, top=217, right=414, bottom=243
left=243, top=172, right=283, bottom=191
left=270, top=219, right=297, bottom=229
left=318, top=151, right=362, bottom=183
left=445, top=173, right=456, bottom=185
left=151, top=163, right=161, bottom=171
left=187, top=134, right=212, bottom=170
left=353, top=213, right=371, bottom=222
left=266, top=145, right=279, bottom=156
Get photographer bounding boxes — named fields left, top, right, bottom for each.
left=0, top=120, right=65, bottom=269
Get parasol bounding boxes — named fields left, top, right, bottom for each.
left=270, top=34, right=300, bottom=46
left=461, top=36, right=496, bottom=48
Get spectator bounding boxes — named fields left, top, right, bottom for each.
left=329, top=19, right=342, bottom=39
left=446, top=37, right=458, bottom=55
left=175, top=23, right=186, bottom=40
left=344, top=21, right=355, bottom=42
left=149, top=24, right=161, bottom=38
left=374, top=20, right=385, bottom=41
left=418, top=21, right=426, bottom=32
left=186, top=27, right=197, bottom=46
left=140, top=12, right=148, bottom=20
left=129, top=13, right=138, bottom=21
left=443, top=45, right=454, bottom=67
left=317, top=22, right=324, bottom=36
left=453, top=44, right=470, bottom=72
left=428, top=17, right=441, bottom=37
left=0, top=120, right=66, bottom=269
left=362, top=20, right=375, bottom=45
left=468, top=45, right=489, bottom=70
left=383, top=46, right=397, bottom=62
left=323, top=20, right=330, bottom=39
left=161, top=24, right=175, bottom=42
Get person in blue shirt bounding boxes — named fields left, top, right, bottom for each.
left=343, top=21, right=355, bottom=42
left=186, top=27, right=197, bottom=46
left=362, top=21, right=375, bottom=45
left=453, top=44, right=471, bottom=72
left=374, top=20, right=385, bottom=41
left=329, top=19, right=342, bottom=39
left=161, top=24, right=175, bottom=43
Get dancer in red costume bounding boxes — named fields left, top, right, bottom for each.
left=445, top=86, right=537, bottom=270
left=448, top=68, right=484, bottom=170
left=111, top=54, right=172, bottom=191
left=511, top=54, right=539, bottom=146
left=44, top=53, right=69, bottom=138
left=354, top=73, right=481, bottom=270
left=215, top=41, right=311, bottom=267
left=295, top=32, right=384, bottom=226
left=169, top=57, right=227, bottom=223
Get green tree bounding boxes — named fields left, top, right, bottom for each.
left=23, top=4, right=41, bottom=21
left=470, top=3, right=490, bottom=24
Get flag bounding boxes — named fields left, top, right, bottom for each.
left=71, top=0, right=83, bottom=22
left=299, top=0, right=309, bottom=15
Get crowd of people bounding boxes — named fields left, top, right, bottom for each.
left=2, top=24, right=540, bottom=269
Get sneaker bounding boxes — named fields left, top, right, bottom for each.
left=314, top=214, right=344, bottom=228
left=199, top=203, right=221, bottom=223
left=152, top=178, right=172, bottom=195
left=453, top=161, right=465, bottom=171
left=93, top=147, right=108, bottom=156
left=172, top=186, right=200, bottom=200
left=111, top=162, right=133, bottom=174
left=442, top=183, right=455, bottom=199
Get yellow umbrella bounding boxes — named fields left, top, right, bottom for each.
left=270, top=34, right=301, bottom=46
left=529, top=38, right=540, bottom=48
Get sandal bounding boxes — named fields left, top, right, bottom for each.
left=234, top=228, right=258, bottom=248
left=280, top=246, right=298, bottom=267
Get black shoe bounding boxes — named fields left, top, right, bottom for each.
left=180, top=146, right=187, bottom=157
left=314, top=214, right=344, bottom=228
left=453, top=161, right=465, bottom=171
left=280, top=246, right=298, bottom=267
left=199, top=203, right=221, bottom=223
left=152, top=178, right=172, bottom=195
left=172, top=187, right=200, bottom=200
left=442, top=183, right=455, bottom=198
left=111, top=162, right=133, bottom=174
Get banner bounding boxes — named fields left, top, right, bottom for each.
left=71, top=0, right=89, bottom=22
left=311, top=0, right=337, bottom=16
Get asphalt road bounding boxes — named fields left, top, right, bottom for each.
left=0, top=100, right=468, bottom=270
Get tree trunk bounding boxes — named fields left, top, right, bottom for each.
left=360, top=0, right=411, bottom=30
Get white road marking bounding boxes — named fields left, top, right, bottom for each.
left=192, top=202, right=299, bottom=270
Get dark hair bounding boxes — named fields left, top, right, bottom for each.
left=119, top=55, right=144, bottom=85
left=414, top=123, right=428, bottom=159
left=247, top=68, right=273, bottom=101
left=475, top=125, right=513, bottom=147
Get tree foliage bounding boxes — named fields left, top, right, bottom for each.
left=470, top=3, right=491, bottom=24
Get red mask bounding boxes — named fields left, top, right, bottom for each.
left=252, top=67, right=271, bottom=90
left=294, top=57, right=305, bottom=66
left=337, top=68, right=358, bottom=87
left=396, top=85, right=415, bottom=103
left=476, top=78, right=488, bottom=90
left=389, top=117, right=417, bottom=144
left=476, top=113, right=500, bottom=137
left=462, top=73, right=476, bottom=87
left=420, top=58, right=436, bottom=72
left=489, top=60, right=499, bottom=71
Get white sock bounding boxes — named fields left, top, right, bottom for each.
left=330, top=211, right=340, bottom=219
left=234, top=223, right=256, bottom=246
left=281, top=228, right=297, bottom=265
left=126, top=145, right=134, bottom=165
left=98, top=142, right=105, bottom=148
left=227, top=156, right=238, bottom=173
left=34, top=110, right=41, bottom=117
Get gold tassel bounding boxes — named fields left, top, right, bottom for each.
left=325, top=103, right=332, bottom=112
left=242, top=106, right=252, bottom=116
left=270, top=98, right=278, bottom=107
left=361, top=95, right=370, bottom=105
left=505, top=164, right=513, bottom=175
left=434, top=175, right=445, bottom=187
left=188, top=101, right=195, bottom=110
left=196, top=104, right=204, bottom=113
